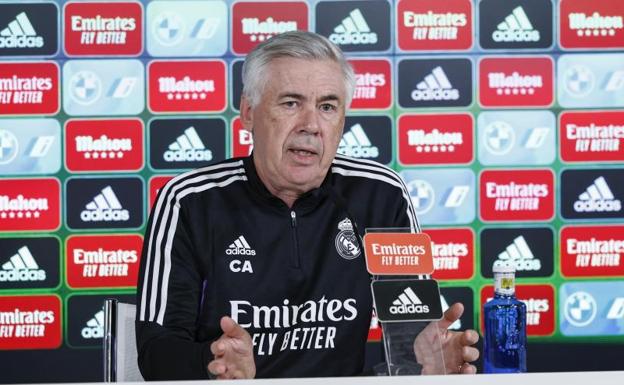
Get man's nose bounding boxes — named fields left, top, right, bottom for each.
left=299, top=105, right=321, bottom=135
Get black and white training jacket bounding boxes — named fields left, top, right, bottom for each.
left=136, top=154, right=419, bottom=380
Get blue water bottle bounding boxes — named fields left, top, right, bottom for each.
left=484, top=263, right=527, bottom=373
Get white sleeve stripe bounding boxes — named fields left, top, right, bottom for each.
left=331, top=167, right=417, bottom=233
left=156, top=175, right=248, bottom=325
left=148, top=170, right=245, bottom=323
left=332, top=158, right=420, bottom=232
left=139, top=163, right=244, bottom=322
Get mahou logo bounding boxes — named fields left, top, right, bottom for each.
left=148, top=60, right=226, bottom=113
left=425, top=228, right=474, bottom=280
left=348, top=59, right=392, bottom=109
left=560, top=111, right=624, bottom=162
left=231, top=117, right=253, bottom=158
left=0, top=62, right=59, bottom=115
left=232, top=1, right=308, bottom=55
left=149, top=175, right=174, bottom=209
left=479, top=57, right=553, bottom=107
left=0, top=295, right=61, bottom=350
left=397, top=0, right=473, bottom=51
left=561, top=225, right=624, bottom=277
left=480, top=169, right=554, bottom=221
left=64, top=1, right=143, bottom=56
left=66, top=235, right=142, bottom=288
left=65, top=119, right=144, bottom=172
left=0, top=178, right=60, bottom=231
left=398, top=113, right=473, bottom=165
left=560, top=0, right=624, bottom=49
left=481, top=284, right=554, bottom=336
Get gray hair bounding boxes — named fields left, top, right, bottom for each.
left=241, top=30, right=355, bottom=107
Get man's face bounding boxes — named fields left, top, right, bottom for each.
left=241, top=57, right=347, bottom=198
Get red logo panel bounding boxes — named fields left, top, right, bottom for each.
left=480, top=169, right=554, bottom=221
left=66, top=235, right=142, bottom=288
left=561, top=225, right=624, bottom=277
left=560, top=0, right=624, bottom=49
left=560, top=110, right=624, bottom=162
left=0, top=62, right=59, bottom=115
left=425, top=228, right=474, bottom=280
left=148, top=60, right=226, bottom=113
left=65, top=119, right=144, bottom=172
left=398, top=113, right=473, bottom=165
left=397, top=0, right=473, bottom=51
left=479, top=57, right=553, bottom=107
left=231, top=117, right=253, bottom=158
left=232, top=1, right=308, bottom=55
left=149, top=175, right=174, bottom=210
left=348, top=59, right=392, bottom=110
left=64, top=1, right=143, bottom=56
left=481, top=284, right=555, bottom=336
left=0, top=295, right=62, bottom=350
left=0, top=179, right=60, bottom=232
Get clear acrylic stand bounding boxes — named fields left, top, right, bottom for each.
left=365, top=228, right=446, bottom=376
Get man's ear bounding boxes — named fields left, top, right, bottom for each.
left=240, top=95, right=254, bottom=132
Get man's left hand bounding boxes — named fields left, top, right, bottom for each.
left=414, top=302, right=480, bottom=374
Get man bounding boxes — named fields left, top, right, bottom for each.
left=136, top=31, right=479, bottom=380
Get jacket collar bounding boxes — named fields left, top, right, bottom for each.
left=243, top=154, right=331, bottom=213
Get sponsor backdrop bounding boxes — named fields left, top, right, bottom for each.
left=0, top=0, right=623, bottom=381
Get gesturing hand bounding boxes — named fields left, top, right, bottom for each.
left=414, top=302, right=480, bottom=375
left=207, top=316, right=256, bottom=380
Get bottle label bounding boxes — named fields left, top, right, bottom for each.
left=494, top=273, right=515, bottom=295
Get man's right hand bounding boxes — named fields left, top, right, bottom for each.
left=207, top=316, right=256, bottom=380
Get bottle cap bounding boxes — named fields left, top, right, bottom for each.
left=492, top=262, right=515, bottom=273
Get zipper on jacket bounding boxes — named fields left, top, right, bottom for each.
left=290, top=210, right=301, bottom=269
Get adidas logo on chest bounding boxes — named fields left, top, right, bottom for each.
left=226, top=235, right=256, bottom=256
left=226, top=235, right=255, bottom=273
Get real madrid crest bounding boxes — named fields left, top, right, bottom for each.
left=335, top=217, right=361, bottom=260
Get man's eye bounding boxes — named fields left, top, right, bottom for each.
left=320, top=103, right=337, bottom=112
left=283, top=101, right=298, bottom=108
